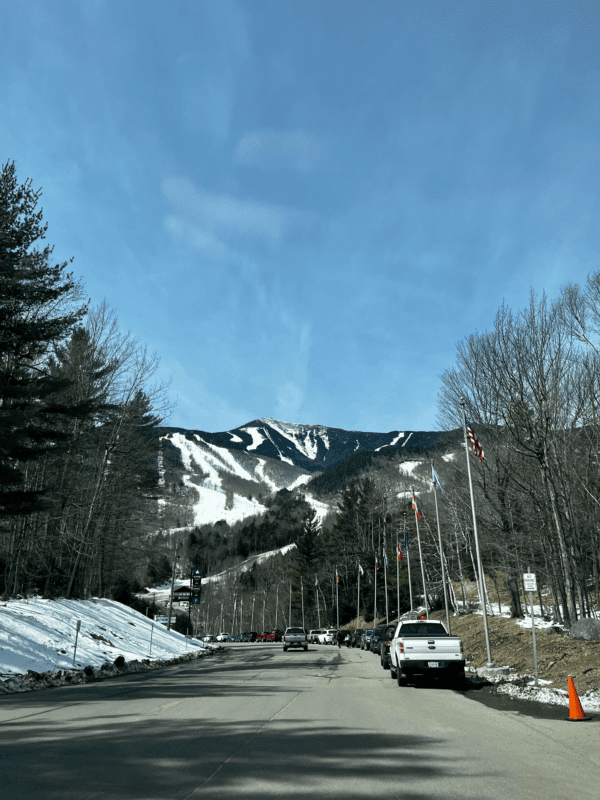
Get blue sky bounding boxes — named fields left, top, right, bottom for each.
left=2, top=1, right=599, bottom=433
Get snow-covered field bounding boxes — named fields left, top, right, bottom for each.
left=0, top=597, right=212, bottom=683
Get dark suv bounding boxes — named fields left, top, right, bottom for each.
left=377, top=624, right=398, bottom=669
left=370, top=627, right=386, bottom=653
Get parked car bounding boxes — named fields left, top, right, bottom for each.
left=361, top=629, right=374, bottom=650
left=370, top=627, right=386, bottom=653
left=318, top=628, right=337, bottom=645
left=389, top=619, right=465, bottom=687
left=308, top=629, right=322, bottom=643
left=216, top=632, right=231, bottom=642
left=282, top=627, right=308, bottom=651
left=352, top=630, right=365, bottom=648
left=378, top=624, right=398, bottom=669
left=203, top=635, right=217, bottom=643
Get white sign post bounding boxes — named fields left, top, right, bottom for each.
left=523, top=572, right=538, bottom=687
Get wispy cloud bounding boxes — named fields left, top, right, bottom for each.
left=162, top=176, right=296, bottom=257
left=234, top=130, right=322, bottom=171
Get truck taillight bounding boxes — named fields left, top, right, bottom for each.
left=398, top=642, right=404, bottom=654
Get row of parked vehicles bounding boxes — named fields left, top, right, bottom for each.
left=352, top=615, right=467, bottom=688
left=198, top=631, right=284, bottom=643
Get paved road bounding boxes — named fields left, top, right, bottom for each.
left=1, top=643, right=599, bottom=800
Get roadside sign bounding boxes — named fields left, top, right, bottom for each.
left=523, top=573, right=537, bottom=592
left=154, top=615, right=177, bottom=624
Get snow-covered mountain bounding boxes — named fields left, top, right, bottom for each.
left=155, top=418, right=455, bottom=530
left=160, top=417, right=450, bottom=474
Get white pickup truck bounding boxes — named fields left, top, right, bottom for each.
left=389, top=619, right=465, bottom=688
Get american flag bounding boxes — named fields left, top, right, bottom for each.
left=466, top=425, right=484, bottom=460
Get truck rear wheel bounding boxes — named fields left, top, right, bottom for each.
left=397, top=668, right=408, bottom=687
left=283, top=645, right=288, bottom=652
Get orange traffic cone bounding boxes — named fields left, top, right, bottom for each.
left=565, top=676, right=591, bottom=721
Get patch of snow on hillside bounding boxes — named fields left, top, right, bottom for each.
left=187, top=482, right=266, bottom=526
left=399, top=461, right=420, bottom=474
left=168, top=433, right=221, bottom=484
left=228, top=432, right=243, bottom=443
left=401, top=432, right=413, bottom=447
left=243, top=427, right=266, bottom=451
left=0, top=598, right=209, bottom=677
left=288, top=473, right=312, bottom=491
left=201, top=438, right=256, bottom=481
left=442, top=453, right=455, bottom=462
left=262, top=428, right=295, bottom=465
left=255, top=458, right=279, bottom=492
left=376, top=432, right=405, bottom=451
left=262, top=418, right=323, bottom=460
left=304, top=494, right=332, bottom=523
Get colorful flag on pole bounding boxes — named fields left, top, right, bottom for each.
left=412, top=492, right=422, bottom=521
left=336, top=569, right=339, bottom=583
left=466, top=425, right=484, bottom=460
left=397, top=543, right=403, bottom=562
left=315, top=577, right=318, bottom=587
left=359, top=564, right=364, bottom=575
left=403, top=528, right=409, bottom=550
left=384, top=550, right=389, bottom=567
left=431, top=464, right=444, bottom=493
left=375, top=556, right=379, bottom=571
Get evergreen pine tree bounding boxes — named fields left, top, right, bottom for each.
left=0, top=160, right=86, bottom=517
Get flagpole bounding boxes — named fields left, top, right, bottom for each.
left=289, top=582, right=292, bottom=628
left=275, top=588, right=279, bottom=630
left=405, top=515, right=414, bottom=611
left=383, top=548, right=389, bottom=623
left=432, top=462, right=451, bottom=634
left=413, top=488, right=429, bottom=619
left=373, top=558, right=377, bottom=625
left=356, top=566, right=361, bottom=630
left=396, top=532, right=400, bottom=618
left=336, top=567, right=339, bottom=630
left=301, top=576, right=305, bottom=630
left=459, top=397, right=494, bottom=666
left=316, top=578, right=321, bottom=629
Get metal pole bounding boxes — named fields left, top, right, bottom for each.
left=251, top=595, right=255, bottom=631
left=373, top=559, right=377, bottom=625
left=275, top=588, right=279, bottom=630
left=460, top=397, right=494, bottom=666
left=413, top=489, right=429, bottom=619
left=289, top=583, right=292, bottom=627
left=528, top=566, right=539, bottom=687
left=432, top=471, right=451, bottom=634
left=384, top=550, right=389, bottom=623
left=316, top=579, right=321, bottom=628
left=301, top=577, right=305, bottom=629
left=396, top=532, right=400, bottom=618
left=149, top=621, right=154, bottom=656
left=336, top=568, right=339, bottom=629
left=405, top=520, right=414, bottom=611
left=356, top=567, right=361, bottom=629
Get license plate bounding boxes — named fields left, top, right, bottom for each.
left=428, top=661, right=439, bottom=668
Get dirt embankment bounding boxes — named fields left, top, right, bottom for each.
left=434, top=612, right=600, bottom=693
